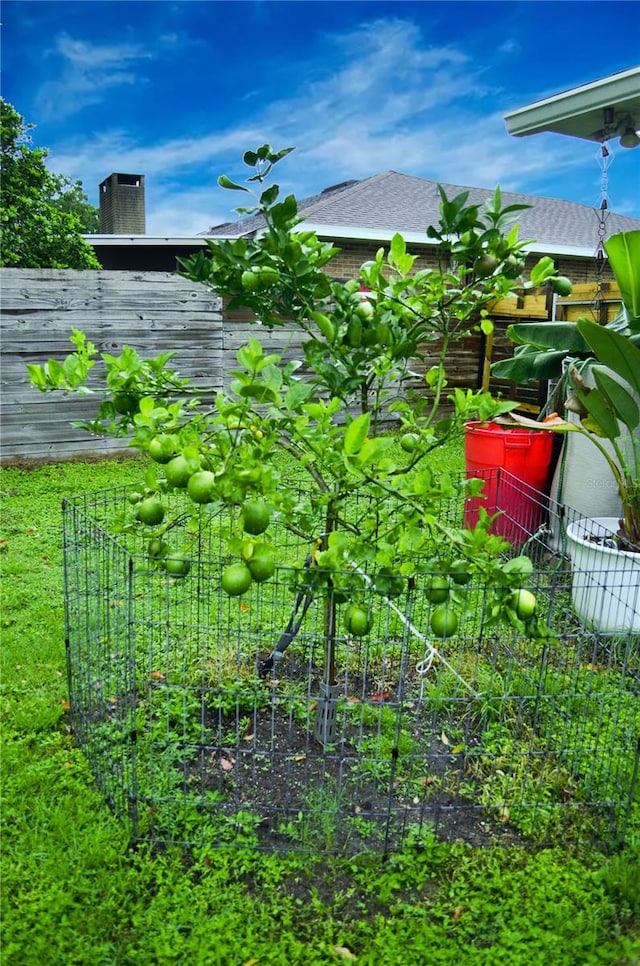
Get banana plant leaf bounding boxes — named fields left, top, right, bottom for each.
left=505, top=321, right=589, bottom=352
left=605, top=230, right=640, bottom=331
left=572, top=382, right=622, bottom=439
left=492, top=347, right=569, bottom=381
left=592, top=366, right=640, bottom=430
left=492, top=322, right=591, bottom=383
left=577, top=319, right=640, bottom=400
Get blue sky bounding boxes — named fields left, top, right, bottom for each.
left=3, top=1, right=639, bottom=235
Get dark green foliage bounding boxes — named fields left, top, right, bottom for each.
left=0, top=98, right=101, bottom=268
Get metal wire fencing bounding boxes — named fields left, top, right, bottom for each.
left=62, top=470, right=639, bottom=854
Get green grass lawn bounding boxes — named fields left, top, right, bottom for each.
left=1, top=449, right=639, bottom=965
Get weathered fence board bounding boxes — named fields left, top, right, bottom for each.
left=1, top=269, right=223, bottom=463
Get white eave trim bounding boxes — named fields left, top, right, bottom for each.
left=504, top=65, right=640, bottom=140
left=83, top=235, right=214, bottom=245
left=84, top=228, right=597, bottom=259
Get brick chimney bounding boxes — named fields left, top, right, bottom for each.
left=99, top=173, right=146, bottom=233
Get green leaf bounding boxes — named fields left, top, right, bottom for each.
left=309, top=311, right=335, bottom=343
left=357, top=436, right=395, bottom=467
left=577, top=319, right=640, bottom=399
left=138, top=397, right=155, bottom=417
left=389, top=233, right=415, bottom=274
left=260, top=184, right=279, bottom=207
left=285, top=380, right=314, bottom=411
left=45, top=358, right=65, bottom=386
left=604, top=230, right=640, bottom=329
left=217, top=175, right=249, bottom=192
left=26, top=363, right=48, bottom=391
left=506, top=322, right=588, bottom=353
left=236, top=337, right=265, bottom=371
left=574, top=385, right=620, bottom=438
left=271, top=194, right=298, bottom=226
left=502, top=555, right=533, bottom=575
left=344, top=412, right=370, bottom=456
left=529, top=256, right=557, bottom=286
left=272, top=146, right=296, bottom=163
left=144, top=464, right=160, bottom=490
left=592, top=366, right=639, bottom=430
left=238, top=384, right=280, bottom=404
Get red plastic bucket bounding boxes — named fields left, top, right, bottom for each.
left=464, top=421, right=554, bottom=545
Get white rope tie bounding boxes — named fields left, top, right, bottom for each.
left=349, top=561, right=478, bottom=697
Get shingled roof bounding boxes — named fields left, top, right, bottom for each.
left=202, top=170, right=640, bottom=255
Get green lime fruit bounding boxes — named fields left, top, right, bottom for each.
left=221, top=563, right=253, bottom=597
left=355, top=299, right=375, bottom=322
left=241, top=500, right=271, bottom=536
left=474, top=253, right=500, bottom=278
left=137, top=497, right=165, bottom=527
left=344, top=604, right=372, bottom=637
left=503, top=255, right=525, bottom=279
left=510, top=588, right=537, bottom=620
left=243, top=266, right=279, bottom=291
left=113, top=392, right=138, bottom=416
left=424, top=574, right=450, bottom=604
left=147, top=538, right=169, bottom=559
left=246, top=545, right=276, bottom=583
left=450, top=560, right=472, bottom=585
left=241, top=269, right=259, bottom=291
left=164, top=552, right=191, bottom=578
left=552, top=276, right=573, bottom=296
left=148, top=436, right=175, bottom=464
left=187, top=470, right=216, bottom=505
left=430, top=606, right=459, bottom=638
left=127, top=490, right=143, bottom=506
left=165, top=455, right=196, bottom=489
left=254, top=266, right=279, bottom=288
left=400, top=432, right=419, bottom=453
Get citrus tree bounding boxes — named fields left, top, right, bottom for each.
left=28, top=145, right=561, bottom=702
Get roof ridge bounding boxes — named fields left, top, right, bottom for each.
left=201, top=168, right=639, bottom=239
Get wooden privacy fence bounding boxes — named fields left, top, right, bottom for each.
left=1, top=270, right=222, bottom=463
left=0, top=269, right=622, bottom=463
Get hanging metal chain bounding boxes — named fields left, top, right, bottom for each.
left=593, top=109, right=616, bottom=323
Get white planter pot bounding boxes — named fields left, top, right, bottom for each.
left=566, top=517, right=640, bottom=633
left=548, top=360, right=639, bottom=550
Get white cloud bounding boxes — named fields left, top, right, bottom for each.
left=145, top=187, right=229, bottom=237
left=55, top=34, right=146, bottom=69
left=48, top=125, right=264, bottom=204
left=42, top=16, right=636, bottom=233
left=37, top=33, right=152, bottom=120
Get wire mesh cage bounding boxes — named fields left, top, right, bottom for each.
left=62, top=469, right=639, bottom=854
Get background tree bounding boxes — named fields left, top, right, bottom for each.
left=0, top=98, right=101, bottom=268
left=49, top=174, right=101, bottom=234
